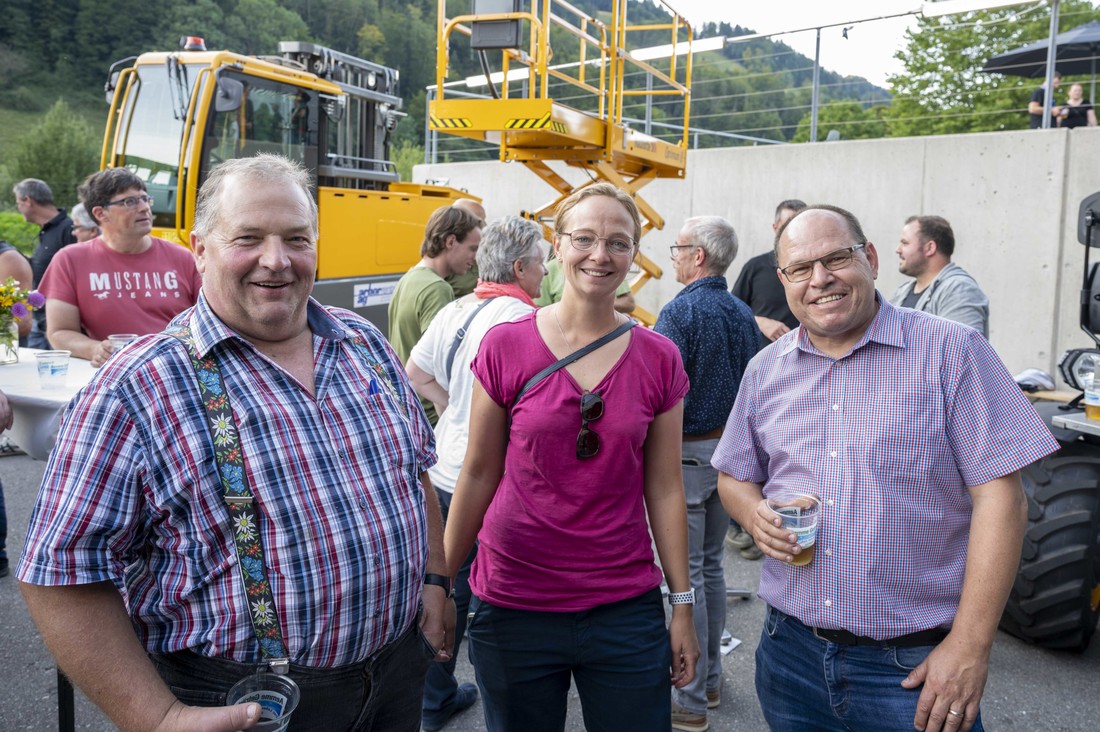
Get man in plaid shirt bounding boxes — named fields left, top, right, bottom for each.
left=19, top=155, right=453, bottom=732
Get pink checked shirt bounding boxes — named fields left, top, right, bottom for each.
left=713, top=296, right=1058, bottom=639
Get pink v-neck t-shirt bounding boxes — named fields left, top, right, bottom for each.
left=469, top=312, right=689, bottom=612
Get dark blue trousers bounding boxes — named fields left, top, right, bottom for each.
left=467, top=587, right=671, bottom=732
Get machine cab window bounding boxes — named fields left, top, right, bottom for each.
left=204, top=72, right=317, bottom=175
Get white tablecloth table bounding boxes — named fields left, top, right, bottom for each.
left=0, top=348, right=98, bottom=461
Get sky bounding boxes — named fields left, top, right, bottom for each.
left=665, top=0, right=923, bottom=87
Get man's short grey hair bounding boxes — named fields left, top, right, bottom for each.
left=192, top=155, right=317, bottom=238
left=476, top=216, right=547, bottom=283
left=683, top=216, right=738, bottom=276
left=13, top=179, right=54, bottom=206
left=70, top=203, right=98, bottom=230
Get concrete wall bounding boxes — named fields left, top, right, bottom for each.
left=415, top=127, right=1100, bottom=377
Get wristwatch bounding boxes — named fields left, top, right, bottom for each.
left=667, top=588, right=696, bottom=606
left=424, top=573, right=455, bottom=599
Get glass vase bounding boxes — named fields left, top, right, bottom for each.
left=0, top=320, right=18, bottom=364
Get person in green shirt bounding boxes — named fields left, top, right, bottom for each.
left=534, top=256, right=636, bottom=313
left=445, top=198, right=486, bottom=298
left=389, top=204, right=483, bottom=424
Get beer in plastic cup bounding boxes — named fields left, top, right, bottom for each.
left=766, top=493, right=820, bottom=566
left=226, top=672, right=300, bottom=732
left=35, top=350, right=71, bottom=390
left=1084, top=374, right=1100, bottom=421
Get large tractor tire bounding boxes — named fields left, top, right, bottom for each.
left=1000, top=441, right=1100, bottom=651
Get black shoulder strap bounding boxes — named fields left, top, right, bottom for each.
left=445, top=297, right=498, bottom=382
left=512, top=319, right=637, bottom=408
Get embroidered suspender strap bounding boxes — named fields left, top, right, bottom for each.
left=445, top=297, right=499, bottom=383
left=166, top=325, right=291, bottom=674
left=512, top=319, right=638, bottom=408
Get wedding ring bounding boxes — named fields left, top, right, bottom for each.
left=948, top=709, right=964, bottom=719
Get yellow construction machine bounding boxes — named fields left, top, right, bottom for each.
left=100, top=37, right=472, bottom=331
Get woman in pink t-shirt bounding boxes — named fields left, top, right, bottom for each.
left=443, top=183, right=699, bottom=732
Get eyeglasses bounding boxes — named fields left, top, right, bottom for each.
left=576, top=391, right=604, bottom=460
left=101, top=194, right=154, bottom=209
left=779, top=243, right=867, bottom=283
left=562, top=230, right=636, bottom=257
left=669, top=244, right=698, bottom=257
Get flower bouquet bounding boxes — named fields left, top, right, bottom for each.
left=0, top=277, right=46, bottom=364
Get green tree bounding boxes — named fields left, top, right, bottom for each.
left=67, top=0, right=166, bottom=87
left=792, top=100, right=887, bottom=142
left=886, top=0, right=1100, bottom=136
left=285, top=0, right=371, bottom=54
left=214, top=0, right=311, bottom=56
left=391, top=141, right=425, bottom=181
left=10, top=100, right=100, bottom=209
left=0, top=212, right=39, bottom=255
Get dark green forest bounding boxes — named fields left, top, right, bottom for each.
left=0, top=0, right=886, bottom=149
left=3, top=0, right=1095, bottom=230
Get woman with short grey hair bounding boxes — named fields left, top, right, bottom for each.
left=473, top=216, right=546, bottom=284
left=70, top=203, right=100, bottom=242
left=406, top=215, right=549, bottom=731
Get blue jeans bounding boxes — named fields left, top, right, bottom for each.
left=467, top=588, right=671, bottom=732
left=422, top=487, right=476, bottom=717
left=756, top=606, right=984, bottom=732
left=150, top=620, right=434, bottom=731
left=673, top=438, right=727, bottom=714
left=28, top=328, right=50, bottom=350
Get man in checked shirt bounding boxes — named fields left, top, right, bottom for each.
left=714, top=205, right=1058, bottom=732
left=18, top=155, right=453, bottom=732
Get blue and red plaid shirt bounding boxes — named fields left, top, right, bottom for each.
left=713, top=295, right=1058, bottom=639
left=18, top=295, right=436, bottom=666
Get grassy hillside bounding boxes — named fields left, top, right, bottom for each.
left=0, top=94, right=108, bottom=214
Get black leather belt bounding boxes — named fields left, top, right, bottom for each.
left=683, top=426, right=723, bottom=441
left=781, top=608, right=949, bottom=647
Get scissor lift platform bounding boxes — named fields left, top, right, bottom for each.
left=431, top=0, right=698, bottom=324
left=430, top=97, right=688, bottom=177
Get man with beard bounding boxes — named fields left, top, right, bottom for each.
left=890, top=215, right=988, bottom=337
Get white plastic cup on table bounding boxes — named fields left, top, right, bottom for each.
left=108, top=333, right=139, bottom=353
left=766, top=492, right=820, bottom=566
left=226, top=672, right=300, bottom=732
left=35, top=350, right=72, bottom=390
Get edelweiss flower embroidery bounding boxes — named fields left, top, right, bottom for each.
left=234, top=513, right=257, bottom=540
left=251, top=598, right=275, bottom=625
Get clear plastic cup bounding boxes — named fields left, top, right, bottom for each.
left=226, top=672, right=300, bottom=732
left=35, top=350, right=71, bottom=390
left=766, top=493, right=820, bottom=566
left=108, top=333, right=139, bottom=352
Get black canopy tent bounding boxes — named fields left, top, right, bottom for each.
left=982, top=18, right=1100, bottom=110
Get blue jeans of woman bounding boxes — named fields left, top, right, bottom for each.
left=151, top=620, right=434, bottom=731
left=467, top=587, right=671, bottom=732
left=756, top=605, right=984, bottom=731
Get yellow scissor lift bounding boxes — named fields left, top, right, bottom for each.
left=431, top=0, right=696, bottom=324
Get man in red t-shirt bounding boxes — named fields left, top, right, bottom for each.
left=40, top=169, right=202, bottom=366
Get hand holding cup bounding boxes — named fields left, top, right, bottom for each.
left=754, top=492, right=821, bottom=565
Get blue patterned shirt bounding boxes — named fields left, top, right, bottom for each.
left=655, top=276, right=760, bottom=435
left=18, top=294, right=436, bottom=667
left=712, top=295, right=1058, bottom=638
